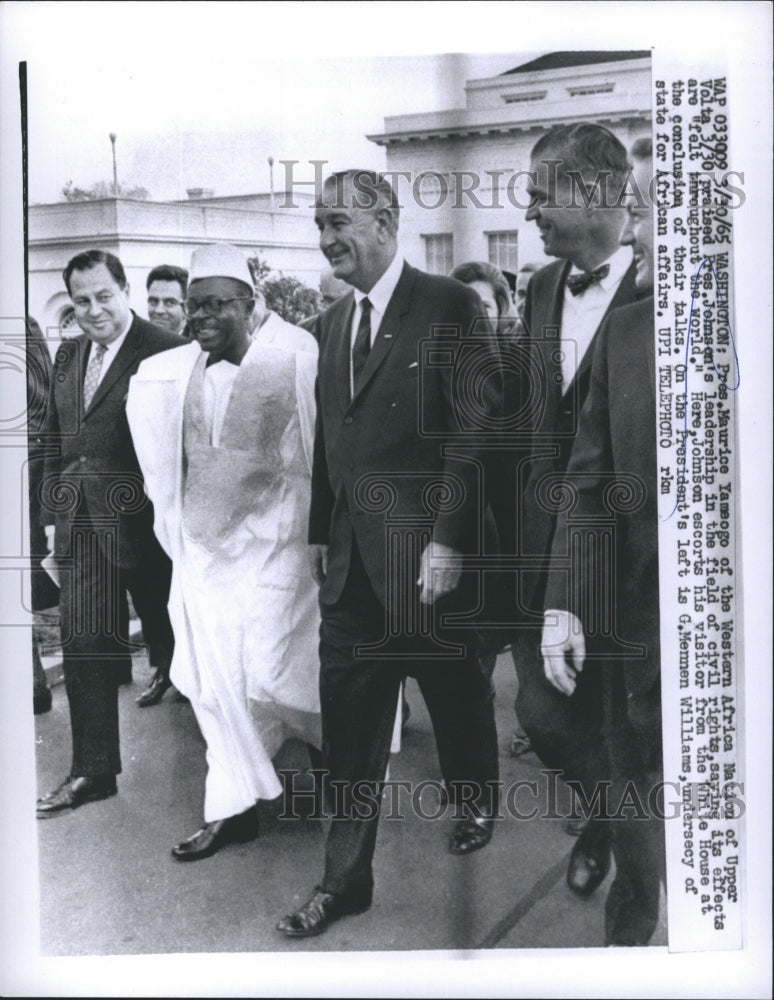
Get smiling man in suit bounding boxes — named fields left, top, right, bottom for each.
left=542, top=138, right=664, bottom=946
left=146, top=264, right=189, bottom=339
left=506, top=123, right=639, bottom=895
left=36, top=250, right=183, bottom=817
left=277, top=170, right=502, bottom=939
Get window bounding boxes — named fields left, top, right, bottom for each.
left=423, top=234, right=453, bottom=275
left=487, top=231, right=519, bottom=274
left=502, top=90, right=547, bottom=104
left=567, top=83, right=615, bottom=97
left=57, top=306, right=79, bottom=334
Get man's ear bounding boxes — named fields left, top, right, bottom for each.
left=375, top=205, right=397, bottom=240
left=124, top=282, right=131, bottom=299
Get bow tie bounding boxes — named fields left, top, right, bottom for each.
left=566, top=264, right=610, bottom=296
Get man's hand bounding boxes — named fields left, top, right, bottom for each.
left=418, top=541, right=462, bottom=606
left=309, top=544, right=328, bottom=586
left=541, top=609, right=586, bottom=696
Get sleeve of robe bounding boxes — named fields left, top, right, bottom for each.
left=126, top=345, right=194, bottom=559
left=294, top=347, right=317, bottom=478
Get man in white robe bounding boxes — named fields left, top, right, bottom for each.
left=127, top=243, right=321, bottom=861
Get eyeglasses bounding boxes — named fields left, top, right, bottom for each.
left=148, top=297, right=184, bottom=309
left=182, top=295, right=254, bottom=318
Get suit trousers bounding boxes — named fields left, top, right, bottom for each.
left=319, top=541, right=499, bottom=897
left=59, top=514, right=174, bottom=776
left=512, top=624, right=610, bottom=811
left=510, top=558, right=609, bottom=812
left=603, top=674, right=666, bottom=946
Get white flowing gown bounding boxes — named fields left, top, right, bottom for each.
left=127, top=315, right=321, bottom=821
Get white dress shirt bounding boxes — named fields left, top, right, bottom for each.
left=560, top=245, right=632, bottom=391
left=349, top=254, right=405, bottom=394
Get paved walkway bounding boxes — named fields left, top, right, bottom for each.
left=34, top=649, right=666, bottom=957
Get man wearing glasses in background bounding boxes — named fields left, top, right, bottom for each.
left=127, top=243, right=322, bottom=862
left=146, top=264, right=189, bottom=338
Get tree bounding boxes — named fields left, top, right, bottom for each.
left=261, top=275, right=320, bottom=325
left=61, top=180, right=151, bottom=201
left=246, top=257, right=272, bottom=286
left=248, top=257, right=320, bottom=325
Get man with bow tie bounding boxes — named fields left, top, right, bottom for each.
left=36, top=250, right=182, bottom=817
left=542, top=137, right=665, bottom=945
left=506, top=123, right=640, bottom=898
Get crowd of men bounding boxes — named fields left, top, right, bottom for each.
left=32, top=121, right=663, bottom=948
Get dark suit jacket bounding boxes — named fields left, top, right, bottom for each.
left=27, top=317, right=60, bottom=610
left=309, top=261, right=501, bottom=607
left=42, top=314, right=184, bottom=569
left=298, top=313, right=320, bottom=340
left=516, top=258, right=639, bottom=612
left=544, top=298, right=660, bottom=736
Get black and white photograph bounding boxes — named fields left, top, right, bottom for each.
left=0, top=2, right=770, bottom=997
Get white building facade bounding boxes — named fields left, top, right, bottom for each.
left=29, top=52, right=653, bottom=335
left=29, top=193, right=320, bottom=336
left=367, top=51, right=652, bottom=277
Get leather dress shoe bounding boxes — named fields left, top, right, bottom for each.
left=171, top=806, right=259, bottom=861
left=36, top=775, right=117, bottom=817
left=449, top=816, right=494, bottom=855
left=276, top=887, right=372, bottom=938
left=136, top=669, right=172, bottom=707
left=567, top=822, right=612, bottom=896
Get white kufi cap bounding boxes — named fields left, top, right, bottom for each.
left=188, top=243, right=254, bottom=290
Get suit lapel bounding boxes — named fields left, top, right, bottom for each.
left=348, top=262, right=416, bottom=408
left=58, top=336, right=87, bottom=431
left=545, top=261, right=568, bottom=331
left=85, top=317, right=142, bottom=415
left=333, top=294, right=356, bottom=416
left=534, top=261, right=570, bottom=433
left=76, top=334, right=90, bottom=380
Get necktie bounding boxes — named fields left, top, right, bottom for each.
left=566, top=263, right=610, bottom=296
left=352, top=297, right=372, bottom=395
left=83, top=343, right=107, bottom=409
